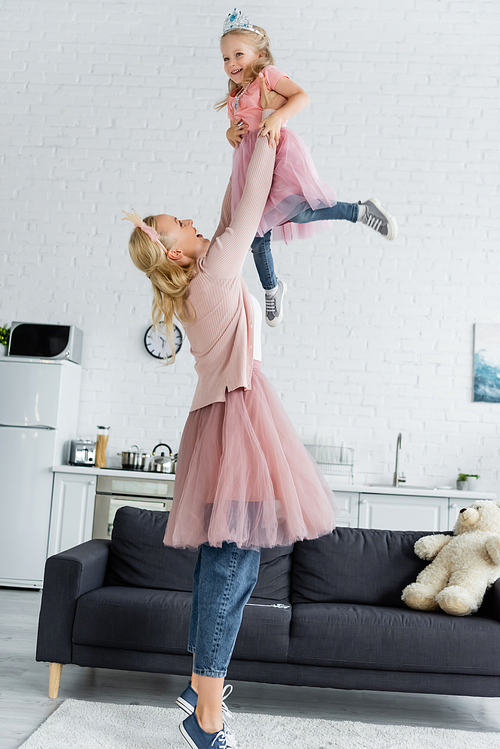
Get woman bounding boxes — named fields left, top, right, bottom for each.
left=124, top=91, right=336, bottom=749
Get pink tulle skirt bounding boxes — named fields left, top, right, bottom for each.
left=231, top=128, right=337, bottom=243
left=163, top=363, right=336, bottom=550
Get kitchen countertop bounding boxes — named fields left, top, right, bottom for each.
left=54, top=466, right=496, bottom=498
left=53, top=465, right=176, bottom=481
left=323, top=481, right=496, bottom=499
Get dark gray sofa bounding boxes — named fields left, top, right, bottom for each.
left=36, top=506, right=500, bottom=699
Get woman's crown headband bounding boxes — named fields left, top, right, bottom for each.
left=222, top=8, right=264, bottom=38
left=122, top=209, right=167, bottom=254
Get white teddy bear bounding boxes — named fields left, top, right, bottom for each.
left=402, top=499, right=500, bottom=616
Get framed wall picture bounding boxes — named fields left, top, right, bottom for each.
left=473, top=324, right=500, bottom=403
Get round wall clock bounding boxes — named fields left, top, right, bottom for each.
left=144, top=322, right=183, bottom=360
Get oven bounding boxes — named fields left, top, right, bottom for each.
left=92, top=474, right=174, bottom=540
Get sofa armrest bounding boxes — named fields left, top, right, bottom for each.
left=36, top=539, right=111, bottom=664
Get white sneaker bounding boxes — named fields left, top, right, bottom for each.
left=359, top=198, right=398, bottom=240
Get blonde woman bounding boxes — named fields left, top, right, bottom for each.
left=124, top=88, right=336, bottom=749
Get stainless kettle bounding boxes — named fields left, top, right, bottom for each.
left=149, top=443, right=177, bottom=474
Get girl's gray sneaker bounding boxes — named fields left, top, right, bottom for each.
left=265, top=280, right=287, bottom=327
left=359, top=198, right=398, bottom=240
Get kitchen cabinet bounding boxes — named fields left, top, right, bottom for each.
left=331, top=484, right=495, bottom=533
left=358, top=493, right=450, bottom=532
left=332, top=490, right=359, bottom=527
left=48, top=472, right=97, bottom=556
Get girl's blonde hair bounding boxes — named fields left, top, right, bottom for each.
left=128, top=216, right=196, bottom=364
left=215, top=26, right=274, bottom=112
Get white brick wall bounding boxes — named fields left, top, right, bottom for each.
left=1, top=0, right=499, bottom=491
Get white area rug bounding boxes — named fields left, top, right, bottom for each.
left=19, top=698, right=500, bottom=749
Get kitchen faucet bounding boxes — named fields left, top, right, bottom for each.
left=393, top=433, right=406, bottom=487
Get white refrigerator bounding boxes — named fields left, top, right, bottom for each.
left=0, top=357, right=81, bottom=588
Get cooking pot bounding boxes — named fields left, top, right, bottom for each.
left=149, top=443, right=177, bottom=474
left=118, top=445, right=150, bottom=471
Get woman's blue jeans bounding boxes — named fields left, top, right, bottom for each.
left=188, top=542, right=261, bottom=677
left=251, top=201, right=359, bottom=290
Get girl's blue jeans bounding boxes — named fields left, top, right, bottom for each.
left=251, top=201, right=359, bottom=291
left=188, top=542, right=261, bottom=677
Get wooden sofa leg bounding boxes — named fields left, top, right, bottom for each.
left=49, top=663, right=63, bottom=698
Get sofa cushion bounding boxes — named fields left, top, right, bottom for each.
left=72, top=587, right=291, bottom=663
left=254, top=550, right=293, bottom=601
left=73, top=586, right=193, bottom=654
left=105, top=508, right=197, bottom=592
left=291, top=528, right=442, bottom=607
left=105, top=507, right=292, bottom=601
left=288, top=602, right=500, bottom=676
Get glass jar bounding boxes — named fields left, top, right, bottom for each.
left=95, top=426, right=110, bottom=468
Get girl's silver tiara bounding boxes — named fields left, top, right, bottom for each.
left=222, top=8, right=265, bottom=38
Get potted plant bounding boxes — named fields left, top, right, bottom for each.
left=457, top=473, right=480, bottom=491
left=0, top=326, right=10, bottom=356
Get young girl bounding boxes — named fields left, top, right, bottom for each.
left=218, top=8, right=398, bottom=327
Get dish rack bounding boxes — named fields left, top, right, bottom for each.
left=304, top=444, right=354, bottom=483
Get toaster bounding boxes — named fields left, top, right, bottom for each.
left=70, top=439, right=97, bottom=466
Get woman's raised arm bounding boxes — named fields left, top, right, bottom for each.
left=202, top=116, right=276, bottom=279
left=208, top=178, right=233, bottom=249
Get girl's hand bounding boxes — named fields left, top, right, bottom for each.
left=226, top=119, right=249, bottom=148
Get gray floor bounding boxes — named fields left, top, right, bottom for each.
left=1, top=588, right=500, bottom=749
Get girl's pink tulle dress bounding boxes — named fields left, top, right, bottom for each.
left=229, top=65, right=337, bottom=242
left=165, top=363, right=336, bottom=551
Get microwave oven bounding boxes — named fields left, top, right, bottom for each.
left=8, top=322, right=83, bottom=364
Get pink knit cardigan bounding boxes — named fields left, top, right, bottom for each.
left=183, top=128, right=276, bottom=413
